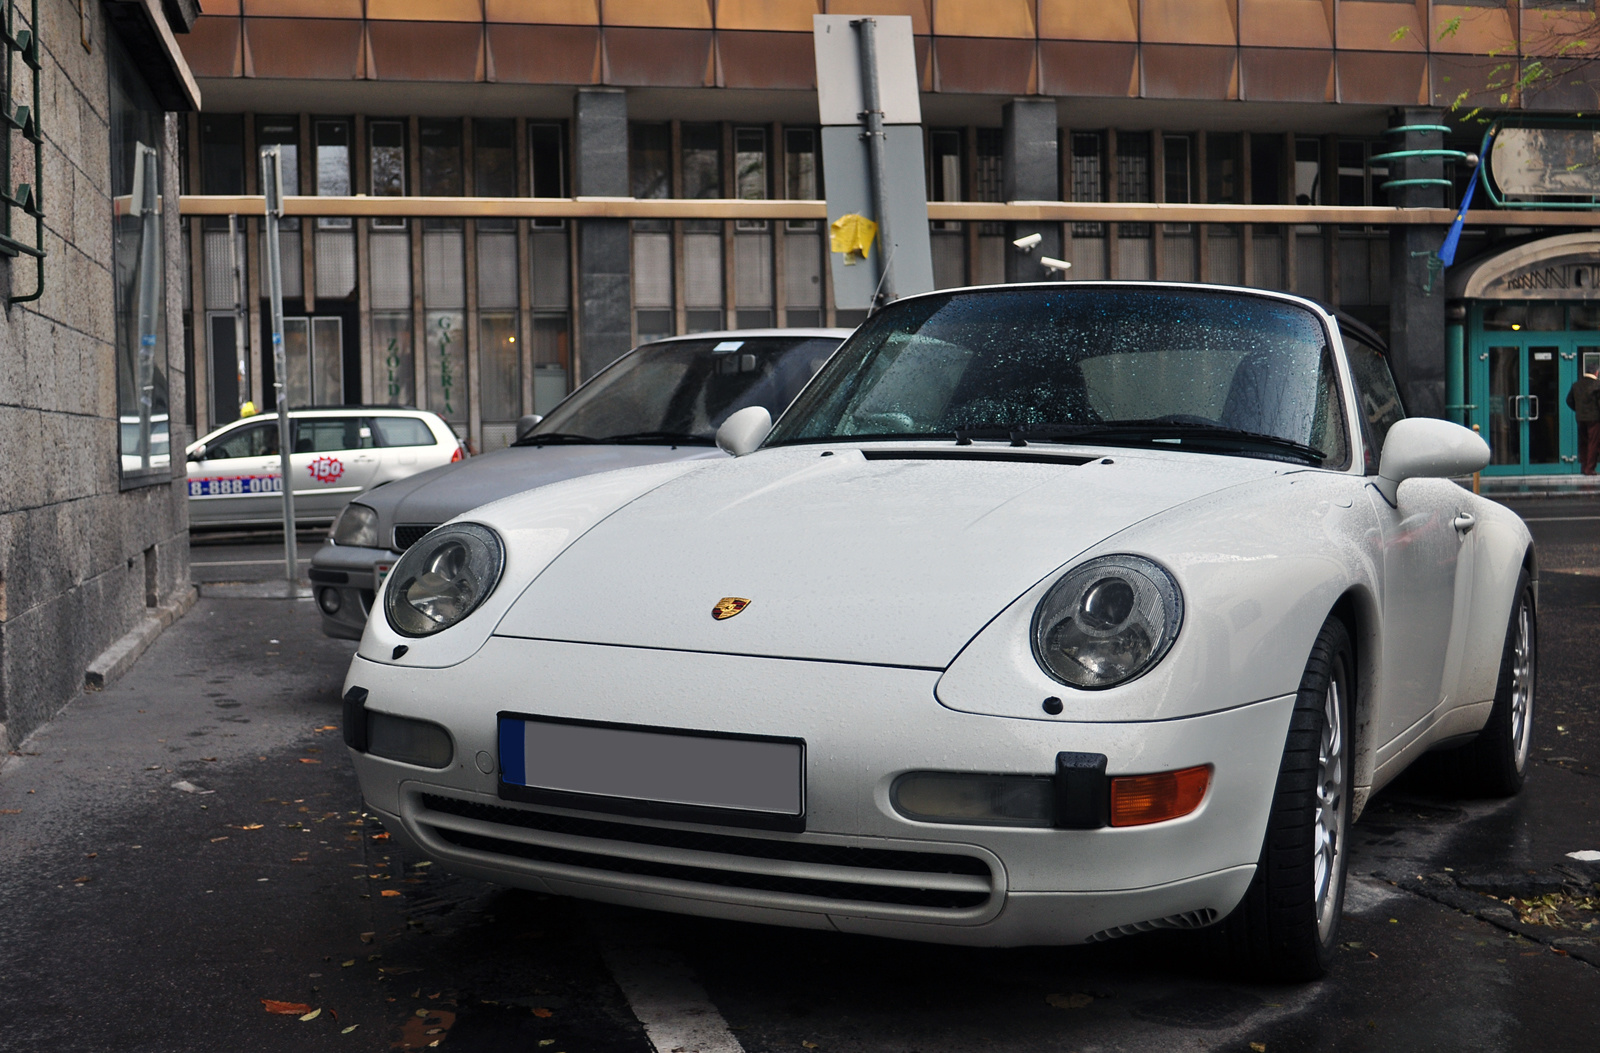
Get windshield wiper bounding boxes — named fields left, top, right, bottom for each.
left=510, top=432, right=600, bottom=447
left=958, top=420, right=1327, bottom=464
left=600, top=430, right=716, bottom=445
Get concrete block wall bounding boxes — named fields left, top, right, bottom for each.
left=0, top=0, right=191, bottom=748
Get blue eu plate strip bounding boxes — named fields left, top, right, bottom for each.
left=497, top=717, right=525, bottom=785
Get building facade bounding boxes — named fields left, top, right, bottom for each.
left=175, top=1, right=1600, bottom=479
left=0, top=0, right=199, bottom=747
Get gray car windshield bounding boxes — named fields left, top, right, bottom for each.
left=767, top=288, right=1348, bottom=466
left=522, top=336, right=841, bottom=445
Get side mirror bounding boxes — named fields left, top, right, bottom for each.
left=1375, top=417, right=1489, bottom=503
left=514, top=414, right=543, bottom=441
left=715, top=405, right=772, bottom=457
left=187, top=444, right=207, bottom=462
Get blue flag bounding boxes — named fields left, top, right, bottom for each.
left=1439, top=134, right=1493, bottom=267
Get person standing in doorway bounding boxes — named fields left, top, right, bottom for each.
left=1569, top=367, right=1600, bottom=474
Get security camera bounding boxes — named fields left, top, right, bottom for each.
left=1040, top=257, right=1072, bottom=274
left=1012, top=232, right=1042, bottom=252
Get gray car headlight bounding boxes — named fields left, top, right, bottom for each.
left=1031, top=554, right=1183, bottom=690
left=383, top=523, right=505, bottom=637
left=331, top=503, right=379, bottom=548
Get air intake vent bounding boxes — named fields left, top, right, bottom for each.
left=1086, top=908, right=1218, bottom=943
left=392, top=524, right=439, bottom=551
left=860, top=449, right=1092, bottom=466
left=411, top=792, right=996, bottom=913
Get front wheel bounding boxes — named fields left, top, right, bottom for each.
left=1216, top=616, right=1353, bottom=982
left=1459, top=570, right=1536, bottom=797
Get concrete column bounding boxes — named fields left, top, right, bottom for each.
left=1387, top=107, right=1449, bottom=418
left=1002, top=98, right=1060, bottom=283
left=573, top=89, right=632, bottom=378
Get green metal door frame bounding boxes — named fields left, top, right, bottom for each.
left=1467, top=303, right=1580, bottom=474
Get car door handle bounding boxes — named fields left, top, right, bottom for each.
left=1453, top=512, right=1476, bottom=535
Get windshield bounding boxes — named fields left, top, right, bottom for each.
left=524, top=335, right=842, bottom=444
left=767, top=287, right=1348, bottom=466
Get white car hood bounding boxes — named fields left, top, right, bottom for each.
left=494, top=444, right=1286, bottom=668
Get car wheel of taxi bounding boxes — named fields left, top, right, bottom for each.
left=1217, top=616, right=1353, bottom=982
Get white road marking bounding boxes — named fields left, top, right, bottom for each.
left=596, top=925, right=745, bottom=1053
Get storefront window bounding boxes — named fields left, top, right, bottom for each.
left=112, top=36, right=170, bottom=485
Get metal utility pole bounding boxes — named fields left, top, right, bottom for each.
left=132, top=143, right=160, bottom=472
left=229, top=213, right=247, bottom=415
left=852, top=17, right=894, bottom=306
left=261, top=146, right=299, bottom=589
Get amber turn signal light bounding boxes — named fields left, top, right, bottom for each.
left=1108, top=765, right=1211, bottom=827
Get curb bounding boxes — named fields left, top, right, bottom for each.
left=1381, top=869, right=1600, bottom=968
left=84, top=586, right=199, bottom=690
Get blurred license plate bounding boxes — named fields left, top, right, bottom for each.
left=497, top=715, right=804, bottom=817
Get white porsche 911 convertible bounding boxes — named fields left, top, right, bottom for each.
left=341, top=283, right=1534, bottom=980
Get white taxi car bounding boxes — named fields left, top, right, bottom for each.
left=186, top=407, right=463, bottom=529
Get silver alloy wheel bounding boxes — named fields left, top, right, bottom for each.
left=1313, top=678, right=1346, bottom=942
left=1510, top=600, right=1534, bottom=773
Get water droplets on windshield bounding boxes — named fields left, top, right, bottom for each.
left=767, top=288, right=1348, bottom=466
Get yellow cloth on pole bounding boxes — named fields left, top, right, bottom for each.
left=829, top=213, right=877, bottom=265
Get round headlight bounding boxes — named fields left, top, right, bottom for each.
left=383, top=523, right=505, bottom=637
left=1031, top=554, right=1183, bottom=690
left=331, top=503, right=380, bottom=548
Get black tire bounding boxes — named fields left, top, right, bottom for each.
left=1217, top=616, right=1354, bottom=982
left=1457, top=570, right=1536, bottom=797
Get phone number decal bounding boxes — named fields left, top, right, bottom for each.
left=189, top=475, right=282, bottom=497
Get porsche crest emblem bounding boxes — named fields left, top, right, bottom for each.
left=712, top=597, right=751, bottom=621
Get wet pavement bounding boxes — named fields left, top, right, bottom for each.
left=0, top=504, right=1597, bottom=1052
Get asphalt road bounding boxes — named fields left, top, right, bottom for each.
left=0, top=503, right=1596, bottom=1052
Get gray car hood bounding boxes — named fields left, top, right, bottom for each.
left=362, top=443, right=724, bottom=540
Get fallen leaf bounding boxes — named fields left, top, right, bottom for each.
left=532, top=1008, right=554, bottom=1018
left=341, top=1024, right=359, bottom=1034
left=803, top=1043, right=819, bottom=1050
left=0, top=810, right=20, bottom=815
left=359, top=932, right=375, bottom=943
left=318, top=725, right=337, bottom=731
left=1250, top=1044, right=1267, bottom=1053
left=371, top=832, right=391, bottom=841
left=85, top=853, right=97, bottom=859
left=242, top=824, right=264, bottom=831
left=342, top=960, right=355, bottom=967
left=539, top=1042, right=555, bottom=1048
left=72, top=876, right=91, bottom=884
left=300, top=1009, right=322, bottom=1022
left=381, top=889, right=403, bottom=898
left=210, top=836, right=228, bottom=843
left=299, top=758, right=321, bottom=764
left=1045, top=993, right=1093, bottom=1009
left=262, top=999, right=314, bottom=1015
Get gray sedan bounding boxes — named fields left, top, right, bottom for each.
left=310, top=329, right=849, bottom=638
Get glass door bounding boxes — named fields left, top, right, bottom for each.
left=1473, top=323, right=1578, bottom=474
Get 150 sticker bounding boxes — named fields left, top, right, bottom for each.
left=308, top=456, right=345, bottom=484
left=189, top=475, right=281, bottom=497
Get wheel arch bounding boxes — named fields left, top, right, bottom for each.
left=1327, top=586, right=1380, bottom=823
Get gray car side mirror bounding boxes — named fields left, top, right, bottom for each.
left=715, top=406, right=772, bottom=457
left=514, top=414, right=543, bottom=441
left=187, top=444, right=207, bottom=462
left=1374, top=417, right=1490, bottom=504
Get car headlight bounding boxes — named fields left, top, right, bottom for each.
left=383, top=523, right=505, bottom=637
left=331, top=503, right=380, bottom=548
left=1031, top=554, right=1183, bottom=690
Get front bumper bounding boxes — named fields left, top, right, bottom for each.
left=310, top=542, right=397, bottom=639
left=344, top=637, right=1294, bottom=946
